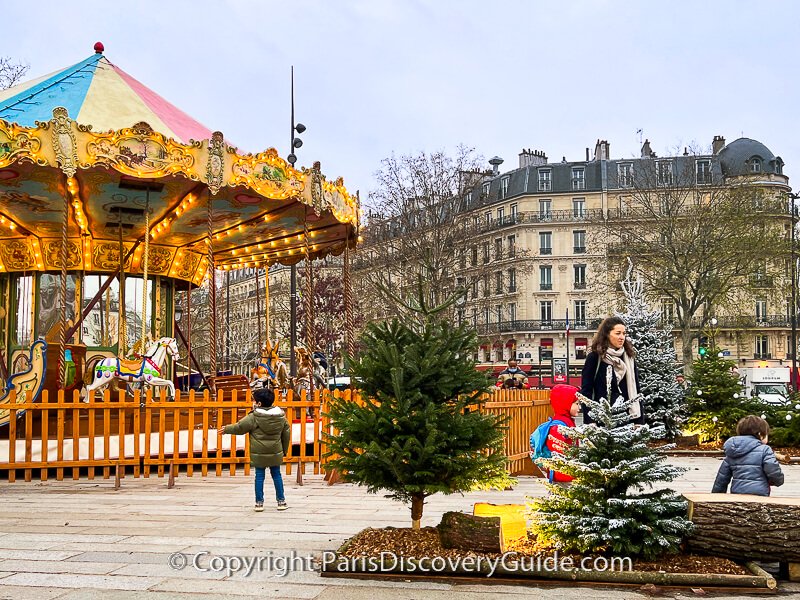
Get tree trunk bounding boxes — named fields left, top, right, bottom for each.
left=410, top=494, right=424, bottom=530
left=680, top=324, right=695, bottom=374
left=437, top=511, right=503, bottom=553
left=685, top=493, right=800, bottom=562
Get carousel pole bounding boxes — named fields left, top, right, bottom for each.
left=140, top=190, right=150, bottom=351
left=207, top=193, right=217, bottom=393
left=186, top=281, right=192, bottom=391
left=225, top=269, right=230, bottom=371
left=58, top=181, right=70, bottom=389
left=117, top=210, right=127, bottom=355
left=264, top=267, right=270, bottom=351
left=255, top=267, right=263, bottom=354
left=344, top=236, right=355, bottom=361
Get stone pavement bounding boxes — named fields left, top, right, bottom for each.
left=0, top=457, right=798, bottom=600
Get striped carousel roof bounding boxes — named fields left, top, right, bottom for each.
left=0, top=43, right=213, bottom=144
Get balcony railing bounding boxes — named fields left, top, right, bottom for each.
left=750, top=275, right=774, bottom=288
left=658, top=315, right=791, bottom=329
left=573, top=246, right=586, bottom=254
left=540, top=248, right=552, bottom=255
left=476, top=318, right=601, bottom=335
left=540, top=283, right=552, bottom=291
left=574, top=281, right=587, bottom=289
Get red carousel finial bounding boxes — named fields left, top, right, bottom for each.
left=94, top=42, right=105, bottom=54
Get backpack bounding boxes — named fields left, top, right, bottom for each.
left=529, top=418, right=567, bottom=463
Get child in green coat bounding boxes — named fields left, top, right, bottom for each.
left=223, top=388, right=290, bottom=511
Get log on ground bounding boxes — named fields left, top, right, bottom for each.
left=437, top=511, right=503, bottom=553
left=685, top=493, right=800, bottom=562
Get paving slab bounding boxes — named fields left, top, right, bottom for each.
left=0, top=458, right=796, bottom=599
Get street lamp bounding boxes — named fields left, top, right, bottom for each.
left=288, top=66, right=306, bottom=377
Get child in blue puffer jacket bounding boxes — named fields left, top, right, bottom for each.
left=712, top=415, right=784, bottom=496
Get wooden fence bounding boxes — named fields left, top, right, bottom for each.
left=0, top=387, right=550, bottom=482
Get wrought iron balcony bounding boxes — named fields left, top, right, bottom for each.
left=476, top=318, right=601, bottom=335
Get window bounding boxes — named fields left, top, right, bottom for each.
left=496, top=305, right=503, bottom=324
left=482, top=241, right=490, bottom=264
left=756, top=299, right=768, bottom=323
left=458, top=250, right=466, bottom=270
left=540, top=338, right=553, bottom=360
left=484, top=306, right=490, bottom=324
left=483, top=274, right=490, bottom=297
left=574, top=300, right=587, bottom=325
left=661, top=299, right=674, bottom=323
left=618, top=163, right=633, bottom=187
left=508, top=268, right=516, bottom=292
left=657, top=161, right=673, bottom=186
left=495, top=237, right=503, bottom=260
left=495, top=271, right=503, bottom=294
left=508, top=302, right=516, bottom=322
left=539, top=199, right=552, bottom=220
left=497, top=206, right=505, bottom=222
left=482, top=182, right=490, bottom=198
left=510, top=203, right=518, bottom=219
left=484, top=211, right=491, bottom=226
left=751, top=158, right=762, bottom=173
left=696, top=159, right=711, bottom=184
left=471, top=276, right=478, bottom=299
left=471, top=309, right=477, bottom=327
left=540, top=301, right=553, bottom=323
left=470, top=245, right=478, bottom=266
left=539, top=231, right=552, bottom=255
left=538, top=169, right=552, bottom=191
left=507, top=234, right=516, bottom=258
left=755, top=335, right=770, bottom=358
left=457, top=308, right=464, bottom=325
left=574, top=264, right=587, bottom=289
left=540, top=265, right=552, bottom=290
left=572, top=198, right=585, bottom=218
left=571, top=167, right=585, bottom=190
left=472, top=215, right=479, bottom=230
left=573, top=230, right=586, bottom=253
left=500, top=176, right=510, bottom=199
left=456, top=276, right=466, bottom=294
left=575, top=337, right=588, bottom=360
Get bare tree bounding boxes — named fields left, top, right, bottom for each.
left=0, top=57, right=28, bottom=90
left=604, top=156, right=790, bottom=369
left=359, top=146, right=496, bottom=324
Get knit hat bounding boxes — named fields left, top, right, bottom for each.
left=550, top=384, right=579, bottom=415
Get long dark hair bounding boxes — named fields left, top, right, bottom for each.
left=590, top=316, right=636, bottom=358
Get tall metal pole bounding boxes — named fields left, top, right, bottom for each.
left=289, top=66, right=298, bottom=378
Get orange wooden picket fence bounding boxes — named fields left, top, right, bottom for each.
left=0, top=387, right=550, bottom=482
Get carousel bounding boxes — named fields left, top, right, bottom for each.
left=0, top=43, right=359, bottom=428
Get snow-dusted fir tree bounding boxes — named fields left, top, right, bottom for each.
left=616, top=260, right=687, bottom=439
left=530, top=391, right=693, bottom=559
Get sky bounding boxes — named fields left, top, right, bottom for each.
left=4, top=0, right=800, bottom=200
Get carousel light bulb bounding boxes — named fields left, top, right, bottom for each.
left=9, top=224, right=15, bottom=230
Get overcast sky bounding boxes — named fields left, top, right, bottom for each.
left=5, top=0, right=799, bottom=199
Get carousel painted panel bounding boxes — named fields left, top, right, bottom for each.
left=0, top=239, right=35, bottom=271
left=82, top=126, right=200, bottom=181
left=0, top=339, right=47, bottom=427
left=0, top=120, right=47, bottom=169
left=230, top=149, right=304, bottom=200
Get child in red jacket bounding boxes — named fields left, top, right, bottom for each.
left=546, top=384, right=582, bottom=482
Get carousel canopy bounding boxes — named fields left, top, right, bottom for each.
left=0, top=43, right=359, bottom=287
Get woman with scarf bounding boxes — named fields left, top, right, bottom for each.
left=580, top=316, right=646, bottom=425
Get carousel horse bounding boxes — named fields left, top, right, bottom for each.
left=293, top=347, right=328, bottom=397
left=250, top=339, right=290, bottom=391
left=82, top=337, right=180, bottom=401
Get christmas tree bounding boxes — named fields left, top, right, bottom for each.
left=530, top=390, right=693, bottom=559
left=686, top=334, right=763, bottom=441
left=615, top=261, right=687, bottom=439
left=324, top=283, right=513, bottom=529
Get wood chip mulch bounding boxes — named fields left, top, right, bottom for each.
left=340, top=527, right=749, bottom=576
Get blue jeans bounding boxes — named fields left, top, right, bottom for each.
left=254, top=466, right=285, bottom=503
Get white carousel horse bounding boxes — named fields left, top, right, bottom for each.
left=82, top=337, right=180, bottom=400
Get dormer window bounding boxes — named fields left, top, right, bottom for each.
left=500, top=176, right=510, bottom=199
left=482, top=182, right=490, bottom=198
left=751, top=158, right=762, bottom=173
